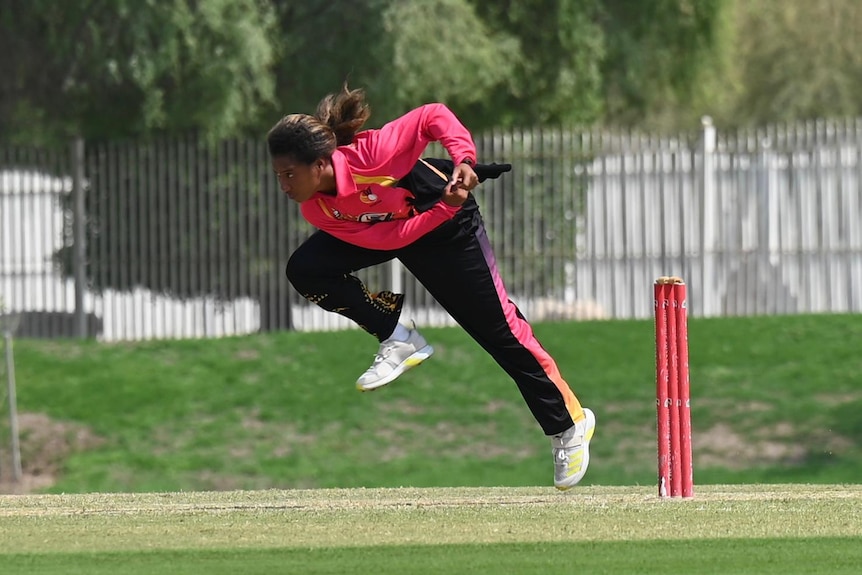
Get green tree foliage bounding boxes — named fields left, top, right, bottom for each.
left=276, top=0, right=726, bottom=130
left=271, top=0, right=519, bottom=129
left=463, top=0, right=605, bottom=127
left=379, top=0, right=521, bottom=118
left=597, top=0, right=729, bottom=129
left=723, top=0, right=862, bottom=126
left=1, top=0, right=732, bottom=140
left=272, top=0, right=385, bottom=116
left=6, top=0, right=859, bottom=141
left=0, top=0, right=278, bottom=145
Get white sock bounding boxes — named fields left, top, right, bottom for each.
left=388, top=322, right=411, bottom=342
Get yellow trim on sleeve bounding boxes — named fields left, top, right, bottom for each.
left=353, top=174, right=398, bottom=187
left=418, top=158, right=449, bottom=182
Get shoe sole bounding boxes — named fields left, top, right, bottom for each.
left=555, top=407, right=596, bottom=491
left=356, top=345, right=434, bottom=392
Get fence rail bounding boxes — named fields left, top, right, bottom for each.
left=1, top=118, right=861, bottom=340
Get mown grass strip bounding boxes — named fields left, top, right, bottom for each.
left=1, top=485, right=860, bottom=554
left=3, top=538, right=862, bottom=575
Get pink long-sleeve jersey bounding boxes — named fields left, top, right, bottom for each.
left=299, top=103, right=477, bottom=250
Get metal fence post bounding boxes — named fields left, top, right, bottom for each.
left=700, top=116, right=717, bottom=317
left=390, top=260, right=403, bottom=299
left=72, top=137, right=88, bottom=338
left=0, top=313, right=22, bottom=483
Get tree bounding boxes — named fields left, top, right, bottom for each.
left=464, top=0, right=606, bottom=127
left=271, top=0, right=519, bottom=129
left=722, top=0, right=862, bottom=126
left=0, top=0, right=279, bottom=145
left=596, top=0, right=730, bottom=130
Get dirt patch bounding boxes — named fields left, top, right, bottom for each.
left=814, top=391, right=862, bottom=406
left=694, top=422, right=852, bottom=469
left=695, top=423, right=806, bottom=469
left=600, top=412, right=855, bottom=473
left=0, top=412, right=105, bottom=494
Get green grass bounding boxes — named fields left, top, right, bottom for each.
left=1, top=486, right=861, bottom=574
left=3, top=312, right=862, bottom=575
left=2, top=314, right=862, bottom=493
left=6, top=540, right=862, bottom=575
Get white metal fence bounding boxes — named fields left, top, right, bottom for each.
left=1, top=118, right=861, bottom=340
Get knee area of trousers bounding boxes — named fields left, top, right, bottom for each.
left=285, top=252, right=314, bottom=289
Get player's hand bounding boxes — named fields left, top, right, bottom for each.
left=451, top=162, right=479, bottom=191
left=442, top=162, right=478, bottom=207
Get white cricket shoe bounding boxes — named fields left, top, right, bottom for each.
left=552, top=408, right=596, bottom=491
left=355, top=327, right=434, bottom=391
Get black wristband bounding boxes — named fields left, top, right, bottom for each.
left=459, top=157, right=475, bottom=167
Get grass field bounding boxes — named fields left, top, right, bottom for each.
left=2, top=314, right=861, bottom=493
left=1, top=314, right=862, bottom=573
left=2, top=485, right=861, bottom=574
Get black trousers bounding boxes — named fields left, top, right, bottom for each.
left=286, top=202, right=582, bottom=435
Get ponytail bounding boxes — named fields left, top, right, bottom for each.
left=314, top=83, right=371, bottom=146
left=267, top=83, right=371, bottom=163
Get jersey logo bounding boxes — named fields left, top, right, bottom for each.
left=359, top=188, right=380, bottom=204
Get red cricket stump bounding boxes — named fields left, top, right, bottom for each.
left=654, top=277, right=693, bottom=498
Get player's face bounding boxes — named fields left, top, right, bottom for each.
left=272, top=156, right=323, bottom=203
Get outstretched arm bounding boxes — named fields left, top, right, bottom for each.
left=348, top=103, right=478, bottom=181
